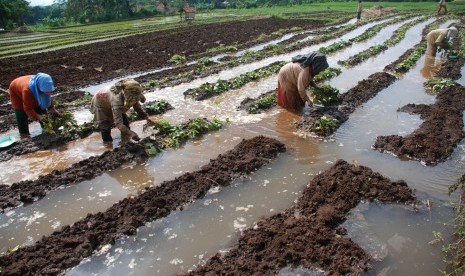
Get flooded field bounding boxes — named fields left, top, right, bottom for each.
left=0, top=10, right=464, bottom=275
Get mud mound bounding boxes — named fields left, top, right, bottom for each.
left=0, top=136, right=285, bottom=275
left=363, top=6, right=397, bottom=19
left=185, top=159, right=416, bottom=275
left=374, top=85, right=465, bottom=165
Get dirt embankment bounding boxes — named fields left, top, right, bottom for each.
left=373, top=84, right=465, bottom=165
left=295, top=72, right=397, bottom=136
left=0, top=136, right=285, bottom=275
left=0, top=18, right=322, bottom=90
left=184, top=159, right=417, bottom=275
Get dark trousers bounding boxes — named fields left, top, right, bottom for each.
left=100, top=114, right=130, bottom=142
left=14, top=108, right=46, bottom=135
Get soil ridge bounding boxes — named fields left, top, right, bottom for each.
left=0, top=136, right=285, bottom=275
left=184, top=159, right=417, bottom=275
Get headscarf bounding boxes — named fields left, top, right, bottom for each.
left=29, top=73, right=56, bottom=110
left=111, top=79, right=146, bottom=109
left=291, top=52, right=329, bottom=75
left=447, top=26, right=458, bottom=41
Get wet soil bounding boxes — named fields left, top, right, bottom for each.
left=185, top=159, right=417, bottom=275
left=296, top=72, right=397, bottom=136
left=0, top=18, right=322, bottom=90
left=373, top=84, right=465, bottom=166
left=0, top=100, right=173, bottom=162
left=0, top=136, right=285, bottom=275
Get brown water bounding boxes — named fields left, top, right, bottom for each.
left=0, top=18, right=462, bottom=275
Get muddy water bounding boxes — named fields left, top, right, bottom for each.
left=1, top=17, right=462, bottom=275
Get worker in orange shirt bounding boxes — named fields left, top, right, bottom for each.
left=8, top=73, right=59, bottom=138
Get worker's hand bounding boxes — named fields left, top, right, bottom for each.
left=146, top=118, right=154, bottom=125
left=36, top=114, right=43, bottom=122
left=48, top=107, right=60, bottom=117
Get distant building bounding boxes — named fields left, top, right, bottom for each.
left=180, top=6, right=196, bottom=21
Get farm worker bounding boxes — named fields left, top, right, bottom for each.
left=277, top=52, right=329, bottom=111
left=90, top=79, right=153, bottom=145
left=437, top=0, right=447, bottom=15
left=357, top=0, right=362, bottom=20
left=426, top=26, right=458, bottom=56
left=8, top=73, right=59, bottom=139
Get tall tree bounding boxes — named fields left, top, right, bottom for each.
left=0, top=0, right=30, bottom=29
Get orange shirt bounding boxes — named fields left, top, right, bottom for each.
left=9, top=75, right=41, bottom=121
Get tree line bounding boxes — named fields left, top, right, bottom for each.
left=0, top=0, right=445, bottom=30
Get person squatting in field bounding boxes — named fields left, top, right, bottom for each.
left=426, top=26, right=458, bottom=56
left=277, top=52, right=329, bottom=111
left=90, top=79, right=153, bottom=145
left=9, top=73, right=59, bottom=139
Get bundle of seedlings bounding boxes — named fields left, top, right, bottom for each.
left=311, top=84, right=341, bottom=106
left=424, top=78, right=457, bottom=95
left=294, top=84, right=344, bottom=137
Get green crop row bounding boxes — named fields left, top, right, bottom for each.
left=338, top=17, right=427, bottom=67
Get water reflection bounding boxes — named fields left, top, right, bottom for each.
left=420, top=54, right=441, bottom=79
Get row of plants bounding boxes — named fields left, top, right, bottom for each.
left=0, top=28, right=164, bottom=58
left=138, top=16, right=398, bottom=92
left=318, top=15, right=413, bottom=55
left=184, top=61, right=287, bottom=100
left=391, top=19, right=444, bottom=73
left=142, top=117, right=224, bottom=156
left=338, top=16, right=428, bottom=67
left=138, top=14, right=408, bottom=92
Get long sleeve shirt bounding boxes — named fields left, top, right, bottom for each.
left=426, top=29, right=450, bottom=49
left=90, top=85, right=148, bottom=128
left=9, top=75, right=42, bottom=121
left=277, top=62, right=313, bottom=103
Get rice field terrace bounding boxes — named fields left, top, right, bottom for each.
left=2, top=4, right=465, bottom=275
